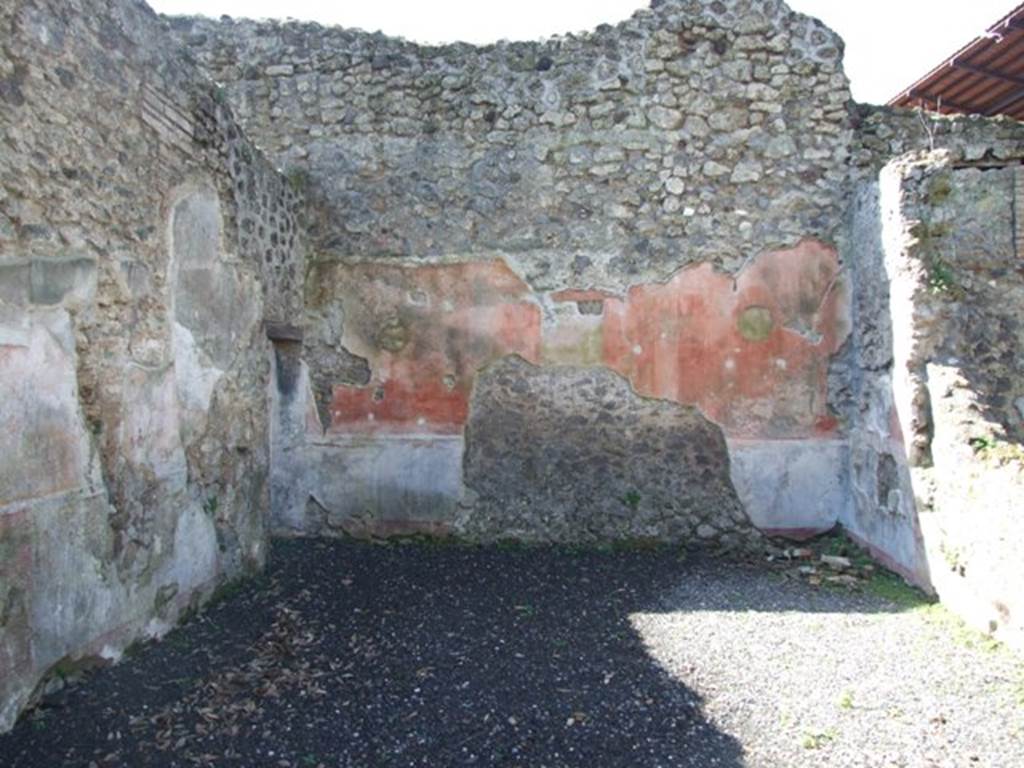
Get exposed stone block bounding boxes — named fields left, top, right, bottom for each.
left=461, top=356, right=755, bottom=545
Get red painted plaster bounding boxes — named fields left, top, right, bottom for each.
left=601, top=239, right=849, bottom=438
left=322, top=240, right=849, bottom=439
left=326, top=261, right=541, bottom=433
left=760, top=525, right=835, bottom=541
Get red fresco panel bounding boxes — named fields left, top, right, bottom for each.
left=328, top=261, right=542, bottom=434
left=326, top=240, right=849, bottom=439
left=602, top=239, right=849, bottom=438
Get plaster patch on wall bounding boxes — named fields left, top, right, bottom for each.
left=170, top=185, right=262, bottom=371
left=168, top=185, right=262, bottom=448
left=119, top=363, right=188, bottom=484
left=0, top=309, right=98, bottom=510
left=0, top=509, right=32, bottom=730
left=172, top=322, right=224, bottom=432
left=304, top=434, right=464, bottom=537
left=728, top=438, right=849, bottom=536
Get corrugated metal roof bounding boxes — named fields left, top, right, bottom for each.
left=888, top=3, right=1024, bottom=121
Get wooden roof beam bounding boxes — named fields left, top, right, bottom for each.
left=985, top=85, right=1024, bottom=115
left=951, top=61, right=1024, bottom=87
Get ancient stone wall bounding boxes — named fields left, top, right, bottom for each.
left=849, top=106, right=1024, bottom=178
left=173, top=3, right=1024, bottom=654
left=843, top=147, right=1024, bottom=647
left=175, top=0, right=1024, bottom=625
left=0, top=0, right=303, bottom=731
left=173, top=0, right=856, bottom=542
left=5, top=0, right=1024, bottom=731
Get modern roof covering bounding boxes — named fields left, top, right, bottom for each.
left=888, top=3, right=1024, bottom=121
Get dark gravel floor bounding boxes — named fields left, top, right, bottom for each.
left=0, top=539, right=746, bottom=768
left=2, top=539, right=1021, bottom=768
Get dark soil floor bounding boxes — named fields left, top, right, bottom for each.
left=0, top=539, right=746, bottom=768
left=3, top=538, right=1022, bottom=767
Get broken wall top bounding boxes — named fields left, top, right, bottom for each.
left=169, top=0, right=852, bottom=288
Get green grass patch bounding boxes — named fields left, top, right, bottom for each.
left=620, top=490, right=642, bottom=510
left=837, top=689, right=854, bottom=710
left=969, top=434, right=1024, bottom=467
left=863, top=570, right=934, bottom=609
left=916, top=603, right=1004, bottom=653
left=801, top=728, right=836, bottom=750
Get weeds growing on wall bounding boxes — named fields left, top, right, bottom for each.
left=969, top=434, right=1024, bottom=468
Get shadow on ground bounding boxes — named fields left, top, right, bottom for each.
left=0, top=539, right=909, bottom=768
